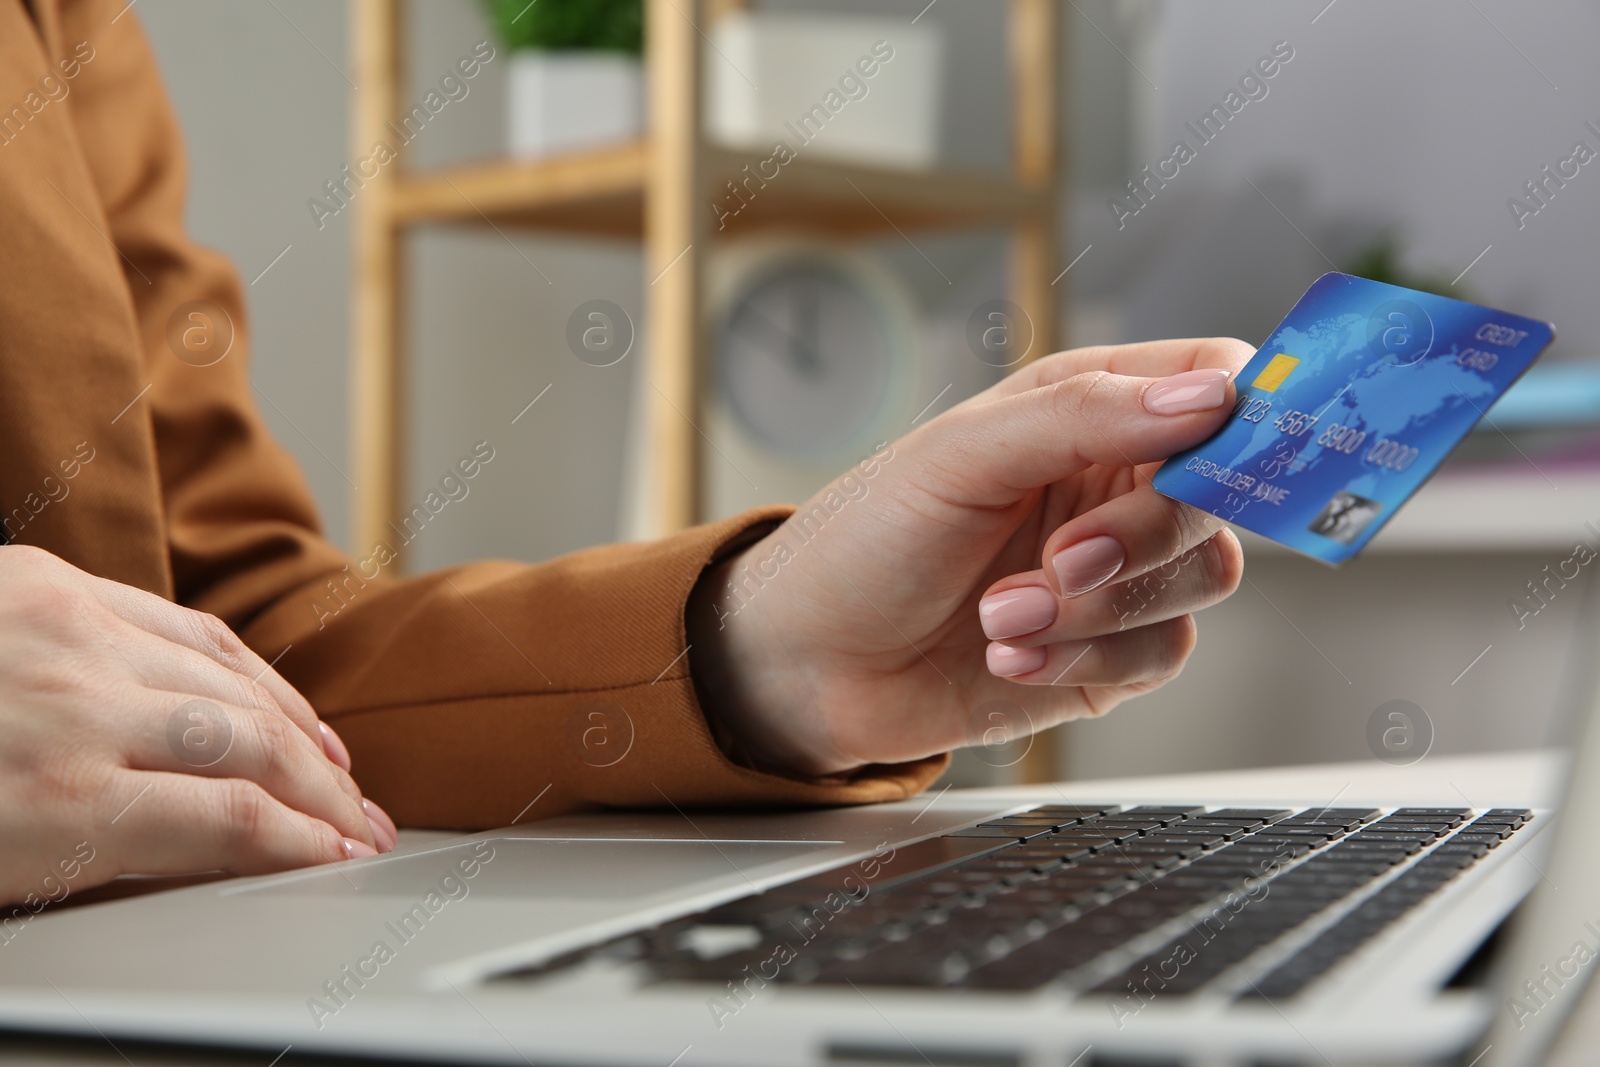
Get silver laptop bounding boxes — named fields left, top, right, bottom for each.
left=0, top=695, right=1595, bottom=1065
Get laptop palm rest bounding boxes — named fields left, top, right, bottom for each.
left=224, top=839, right=841, bottom=901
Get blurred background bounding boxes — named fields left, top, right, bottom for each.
left=140, top=0, right=1600, bottom=787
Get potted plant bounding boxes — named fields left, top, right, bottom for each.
left=706, top=10, right=944, bottom=169
left=482, top=0, right=644, bottom=160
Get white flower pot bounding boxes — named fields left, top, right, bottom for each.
left=706, top=12, right=944, bottom=169
left=507, top=51, right=643, bottom=160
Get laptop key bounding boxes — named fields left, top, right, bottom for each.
left=1130, top=838, right=1208, bottom=858
left=1025, top=804, right=1123, bottom=818
left=1118, top=807, right=1202, bottom=826
left=1267, top=827, right=1344, bottom=840
left=1009, top=845, right=1074, bottom=860
left=1355, top=826, right=1443, bottom=839
left=1415, top=850, right=1477, bottom=871
left=1171, top=821, right=1253, bottom=839
left=1458, top=824, right=1513, bottom=842
left=1073, top=827, right=1153, bottom=845
left=1273, top=817, right=1359, bottom=830
left=1204, top=808, right=1293, bottom=823
left=1340, top=837, right=1426, bottom=854
left=1363, top=825, right=1452, bottom=838
left=1389, top=808, right=1469, bottom=825
left=1115, top=852, right=1187, bottom=871
left=1327, top=846, right=1411, bottom=865
left=1232, top=841, right=1313, bottom=859
left=1309, top=808, right=1383, bottom=823
left=947, top=826, right=1056, bottom=841
left=1149, top=830, right=1230, bottom=847
left=966, top=825, right=1068, bottom=838
left=1244, top=838, right=1324, bottom=854
left=1089, top=819, right=1171, bottom=832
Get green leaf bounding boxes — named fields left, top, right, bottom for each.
left=1342, top=231, right=1470, bottom=302
left=480, top=0, right=644, bottom=55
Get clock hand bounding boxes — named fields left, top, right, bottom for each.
left=739, top=305, right=801, bottom=354
left=792, top=281, right=823, bottom=379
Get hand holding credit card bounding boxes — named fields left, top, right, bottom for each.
left=1153, top=272, right=1555, bottom=564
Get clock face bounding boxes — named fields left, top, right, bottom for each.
left=715, top=260, right=895, bottom=458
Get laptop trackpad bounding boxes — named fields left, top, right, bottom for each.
left=229, top=838, right=840, bottom=900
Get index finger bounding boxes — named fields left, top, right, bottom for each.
left=60, top=569, right=328, bottom=754
left=986, top=336, right=1256, bottom=402
left=928, top=366, right=1240, bottom=504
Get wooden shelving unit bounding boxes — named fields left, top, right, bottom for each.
left=388, top=143, right=1054, bottom=237
left=348, top=0, right=1066, bottom=552
left=350, top=0, right=1066, bottom=784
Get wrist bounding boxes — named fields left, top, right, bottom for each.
left=686, top=535, right=856, bottom=779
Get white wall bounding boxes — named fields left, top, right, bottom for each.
left=1072, top=0, right=1600, bottom=353
left=141, top=1, right=356, bottom=545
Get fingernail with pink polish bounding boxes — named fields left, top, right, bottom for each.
left=362, top=798, right=397, bottom=852
left=1052, top=535, right=1125, bottom=598
left=978, top=586, right=1058, bottom=640
left=341, top=837, right=377, bottom=860
left=1143, top=368, right=1231, bottom=415
left=987, top=643, right=1047, bottom=678
left=319, top=721, right=352, bottom=773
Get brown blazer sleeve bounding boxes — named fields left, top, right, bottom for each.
left=36, top=0, right=945, bottom=828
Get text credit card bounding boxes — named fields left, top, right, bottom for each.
left=1153, top=272, right=1555, bottom=565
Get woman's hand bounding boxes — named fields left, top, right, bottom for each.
left=690, top=337, right=1253, bottom=777
left=0, top=545, right=396, bottom=907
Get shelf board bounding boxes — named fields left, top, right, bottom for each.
left=389, top=140, right=1049, bottom=239
left=1238, top=465, right=1600, bottom=556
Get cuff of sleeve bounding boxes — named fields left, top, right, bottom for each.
left=606, top=505, right=950, bottom=811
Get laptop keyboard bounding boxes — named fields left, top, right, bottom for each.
left=496, top=803, right=1533, bottom=999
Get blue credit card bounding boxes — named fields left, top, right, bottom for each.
left=1152, top=272, right=1555, bottom=565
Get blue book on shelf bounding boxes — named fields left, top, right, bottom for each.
left=1483, top=364, right=1600, bottom=429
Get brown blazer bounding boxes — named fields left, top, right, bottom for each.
left=1, top=0, right=944, bottom=828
